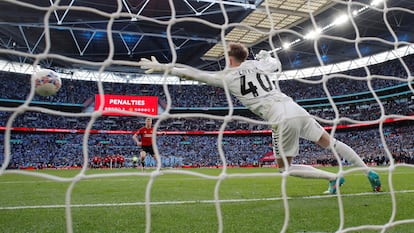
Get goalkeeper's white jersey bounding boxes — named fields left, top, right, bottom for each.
left=171, top=56, right=323, bottom=154
left=172, top=57, right=298, bottom=123
left=223, top=59, right=291, bottom=122
left=225, top=59, right=323, bottom=149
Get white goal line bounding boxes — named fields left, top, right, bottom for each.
left=2, top=189, right=413, bottom=211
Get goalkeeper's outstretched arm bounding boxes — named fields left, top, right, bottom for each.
left=138, top=56, right=225, bottom=87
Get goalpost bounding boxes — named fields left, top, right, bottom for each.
left=0, top=0, right=414, bottom=232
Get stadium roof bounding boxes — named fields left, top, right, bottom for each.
left=0, top=0, right=413, bottom=78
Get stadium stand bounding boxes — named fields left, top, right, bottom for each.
left=0, top=56, right=413, bottom=169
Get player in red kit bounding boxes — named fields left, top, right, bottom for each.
left=132, top=117, right=159, bottom=169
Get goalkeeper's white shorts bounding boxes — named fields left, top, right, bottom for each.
left=270, top=101, right=324, bottom=159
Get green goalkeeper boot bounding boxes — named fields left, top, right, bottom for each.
left=324, top=177, right=345, bottom=194
left=368, top=170, right=381, bottom=192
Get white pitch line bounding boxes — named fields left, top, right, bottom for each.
left=1, top=189, right=413, bottom=211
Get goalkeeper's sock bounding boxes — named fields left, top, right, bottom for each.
left=288, top=164, right=337, bottom=180
left=332, top=139, right=369, bottom=174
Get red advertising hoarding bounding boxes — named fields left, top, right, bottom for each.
left=94, top=94, right=158, bottom=116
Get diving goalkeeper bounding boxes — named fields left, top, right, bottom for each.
left=138, top=42, right=381, bottom=193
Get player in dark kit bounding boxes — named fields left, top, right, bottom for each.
left=132, top=117, right=159, bottom=169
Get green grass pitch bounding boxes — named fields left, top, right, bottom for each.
left=1, top=166, right=414, bottom=233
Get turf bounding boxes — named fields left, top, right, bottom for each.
left=1, top=166, right=414, bottom=233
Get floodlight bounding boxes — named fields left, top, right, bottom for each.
left=304, top=28, right=322, bottom=40
left=371, top=0, right=384, bottom=6
left=282, top=42, right=291, bottom=49
left=333, top=14, right=349, bottom=26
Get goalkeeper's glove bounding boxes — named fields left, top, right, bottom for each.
left=255, top=50, right=270, bottom=61
left=255, top=50, right=282, bottom=73
left=138, top=56, right=165, bottom=74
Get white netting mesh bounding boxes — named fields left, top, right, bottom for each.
left=1, top=0, right=414, bottom=233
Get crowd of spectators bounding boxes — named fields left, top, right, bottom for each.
left=0, top=55, right=413, bottom=169
left=0, top=55, right=412, bottom=109
left=1, top=122, right=414, bottom=169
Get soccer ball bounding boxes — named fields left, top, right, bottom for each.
left=32, top=69, right=62, bottom=96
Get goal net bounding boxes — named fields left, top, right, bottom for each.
left=0, top=0, right=414, bottom=232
